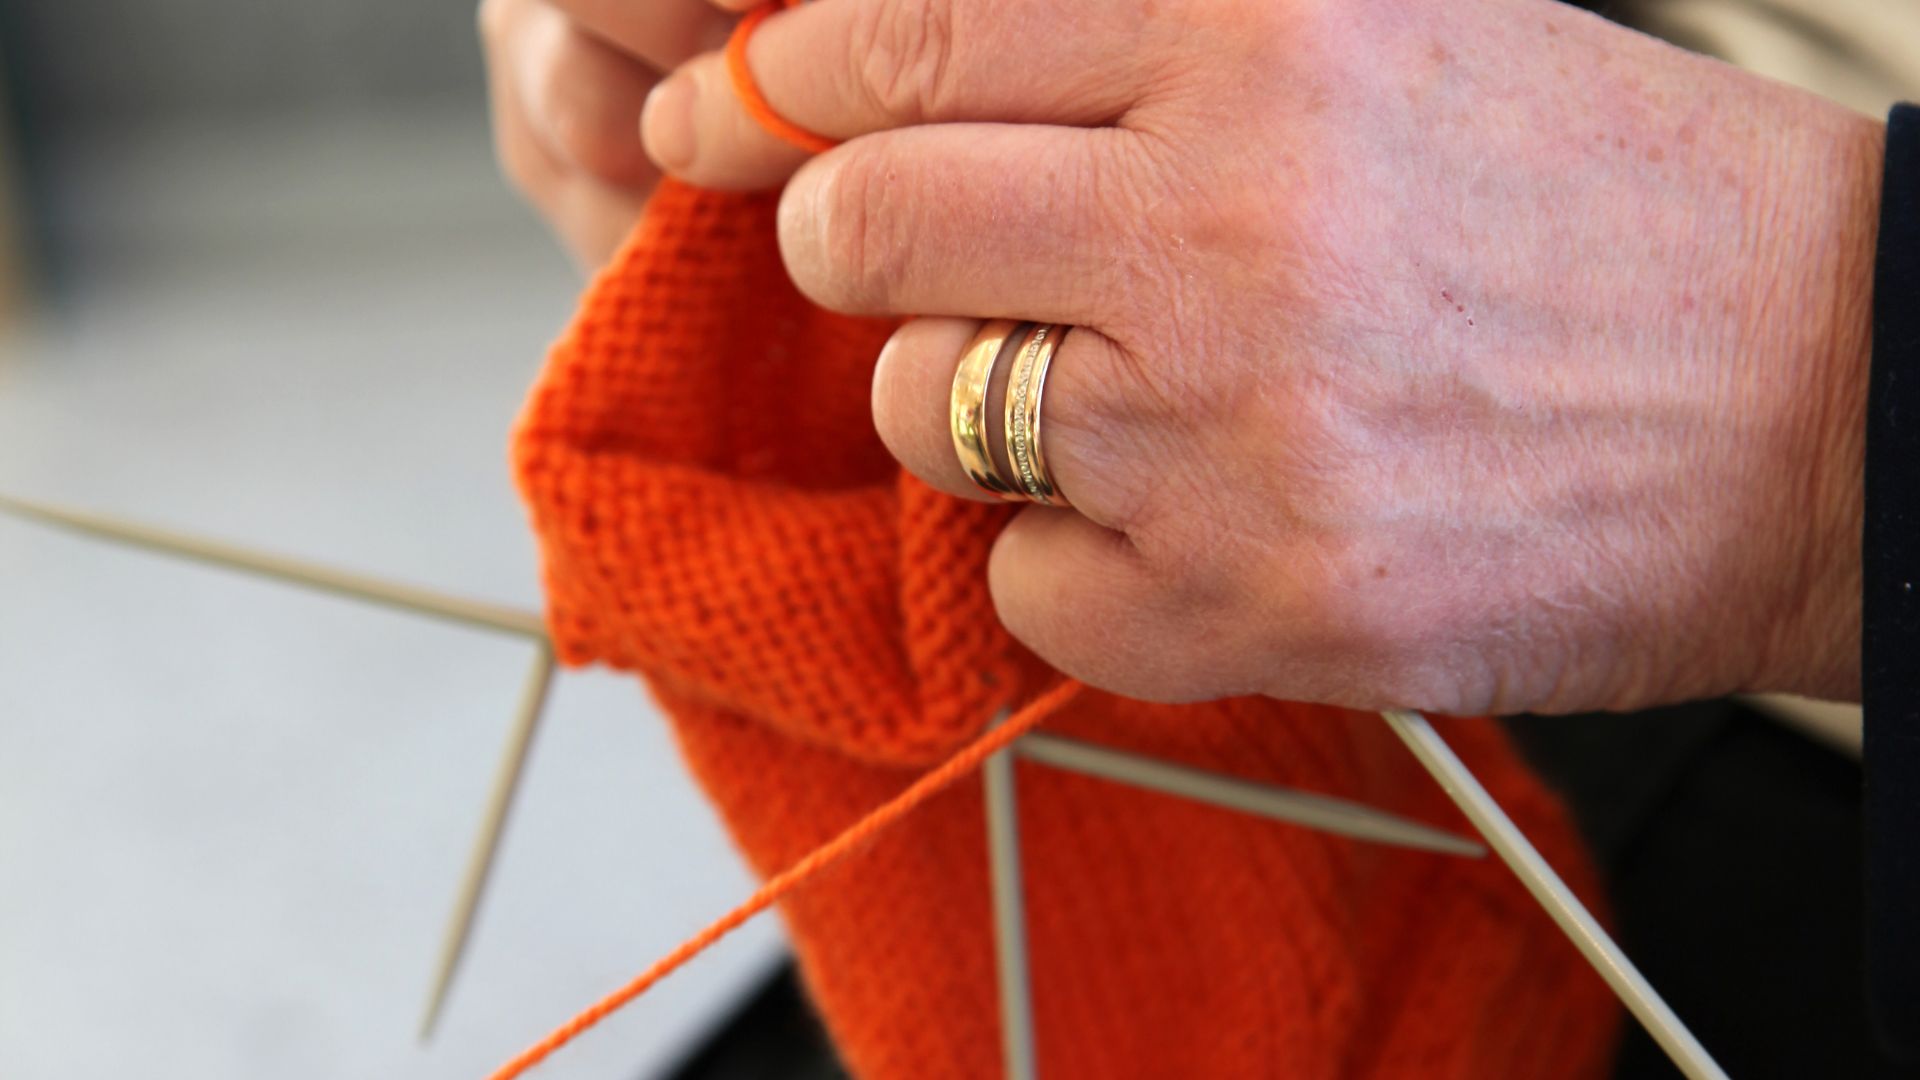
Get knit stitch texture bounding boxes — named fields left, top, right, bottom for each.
left=511, top=179, right=1622, bottom=1078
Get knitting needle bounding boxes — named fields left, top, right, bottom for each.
left=0, top=491, right=547, bottom=639
left=982, top=712, right=1039, bottom=1080
left=1380, top=710, right=1728, bottom=1080
left=0, top=490, right=560, bottom=1037
left=1016, top=733, right=1485, bottom=858
left=420, top=640, right=557, bottom=1040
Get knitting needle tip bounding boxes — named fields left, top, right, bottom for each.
left=1381, top=709, right=1727, bottom=1080
left=417, top=642, right=557, bottom=1043
left=417, top=983, right=452, bottom=1044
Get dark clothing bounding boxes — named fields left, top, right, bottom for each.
left=1866, top=101, right=1920, bottom=1066
left=1507, top=705, right=1914, bottom=1077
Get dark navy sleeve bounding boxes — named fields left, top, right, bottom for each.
left=1866, top=101, right=1920, bottom=1064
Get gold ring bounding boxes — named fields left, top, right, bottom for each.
left=950, top=319, right=1024, bottom=500
left=1004, top=323, right=1071, bottom=507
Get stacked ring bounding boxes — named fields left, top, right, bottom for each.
left=949, top=320, right=1026, bottom=500
left=1005, top=322, right=1070, bottom=506
left=948, top=320, right=1073, bottom=507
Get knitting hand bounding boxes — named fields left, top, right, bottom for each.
left=480, top=0, right=758, bottom=268
left=639, top=0, right=1881, bottom=715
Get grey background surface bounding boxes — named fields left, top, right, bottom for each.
left=0, top=4, right=785, bottom=1079
left=4, top=0, right=483, bottom=132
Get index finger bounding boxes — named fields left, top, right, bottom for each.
left=644, top=0, right=1161, bottom=188
left=545, top=0, right=736, bottom=70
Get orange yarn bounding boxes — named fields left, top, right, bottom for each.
left=491, top=680, right=1083, bottom=1080
left=727, top=0, right=839, bottom=155
left=506, top=177, right=1622, bottom=1077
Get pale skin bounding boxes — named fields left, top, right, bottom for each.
left=482, top=0, right=1881, bottom=716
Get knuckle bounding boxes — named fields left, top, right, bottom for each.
left=1139, top=533, right=1231, bottom=618
left=850, top=0, right=959, bottom=120
left=532, top=44, right=648, bottom=184
left=1074, top=138, right=1178, bottom=320
left=798, top=151, right=910, bottom=311
left=1079, top=141, right=1253, bottom=348
left=477, top=0, right=514, bottom=46
left=1038, top=338, right=1158, bottom=527
left=547, top=85, right=638, bottom=180
left=1128, top=535, right=1274, bottom=699
left=1117, top=132, right=1316, bottom=320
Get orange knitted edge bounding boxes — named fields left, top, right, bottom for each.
left=727, top=0, right=841, bottom=156
left=487, top=679, right=1085, bottom=1080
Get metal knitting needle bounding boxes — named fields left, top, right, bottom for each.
left=1381, top=710, right=1728, bottom=1080
left=1016, top=733, right=1484, bottom=857
left=420, top=640, right=557, bottom=1040
left=982, top=712, right=1039, bottom=1080
left=0, top=491, right=546, bottom=639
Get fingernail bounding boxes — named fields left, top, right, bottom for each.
left=642, top=71, right=698, bottom=173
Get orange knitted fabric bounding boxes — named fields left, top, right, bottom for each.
left=511, top=180, right=1622, bottom=1077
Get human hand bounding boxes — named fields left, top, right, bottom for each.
left=640, top=0, right=1881, bottom=715
left=479, top=0, right=748, bottom=267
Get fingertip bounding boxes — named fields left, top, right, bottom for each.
left=643, top=50, right=809, bottom=190
left=640, top=71, right=698, bottom=174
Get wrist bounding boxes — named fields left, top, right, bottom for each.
left=1755, top=108, right=1881, bottom=701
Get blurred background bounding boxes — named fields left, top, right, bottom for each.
left=1, top=2, right=1918, bottom=1080
left=0, top=3, right=801, bottom=1079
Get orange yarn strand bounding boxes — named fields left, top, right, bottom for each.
left=487, top=679, right=1084, bottom=1080
left=727, top=0, right=840, bottom=155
